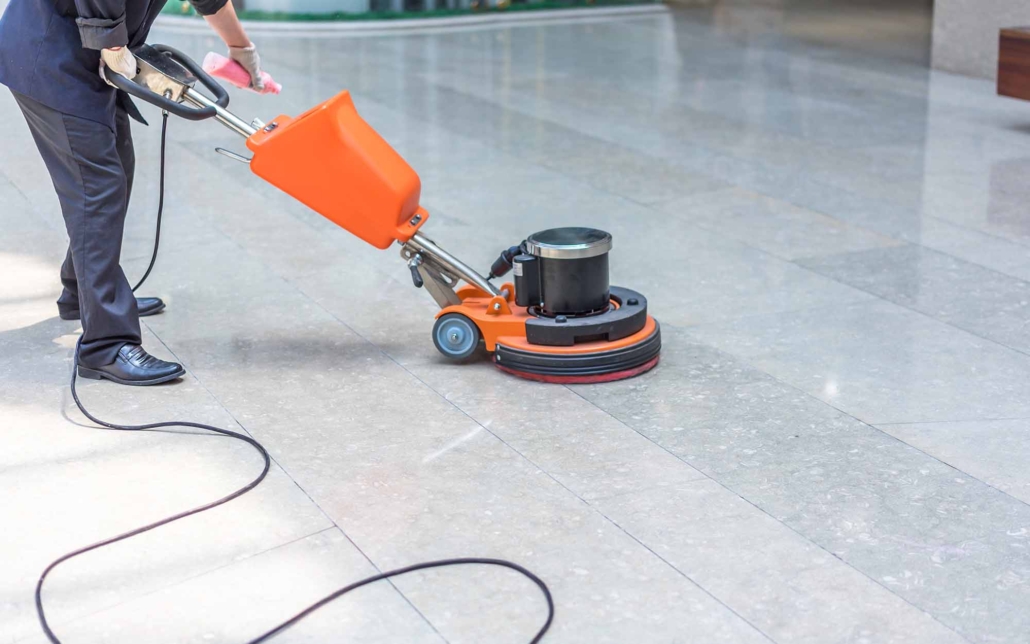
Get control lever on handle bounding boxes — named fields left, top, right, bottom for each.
left=408, top=255, right=425, bottom=289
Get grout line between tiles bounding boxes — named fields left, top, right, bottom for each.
left=925, top=214, right=1030, bottom=253
left=0, top=171, right=63, bottom=235
left=784, top=253, right=1030, bottom=359
left=875, top=416, right=1030, bottom=427
left=769, top=380, right=1030, bottom=517
left=561, top=384, right=977, bottom=644
left=680, top=296, right=884, bottom=330
left=670, top=319, right=1030, bottom=516
left=796, top=241, right=1030, bottom=295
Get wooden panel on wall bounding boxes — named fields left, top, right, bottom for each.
left=999, top=27, right=1030, bottom=99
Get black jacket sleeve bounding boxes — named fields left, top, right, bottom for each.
left=189, top=0, right=230, bottom=16
left=73, top=0, right=129, bottom=50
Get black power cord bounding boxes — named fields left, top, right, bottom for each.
left=129, top=111, right=168, bottom=294
left=35, top=111, right=555, bottom=644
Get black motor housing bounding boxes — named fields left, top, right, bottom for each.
left=515, top=227, right=612, bottom=317
left=492, top=227, right=660, bottom=378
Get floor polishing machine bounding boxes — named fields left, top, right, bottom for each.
left=115, top=44, right=661, bottom=383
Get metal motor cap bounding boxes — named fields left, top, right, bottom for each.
left=525, top=227, right=612, bottom=260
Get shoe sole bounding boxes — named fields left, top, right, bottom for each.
left=60, top=302, right=166, bottom=321
left=77, top=365, right=185, bottom=386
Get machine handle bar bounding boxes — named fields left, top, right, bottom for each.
left=107, top=44, right=230, bottom=121
left=106, top=70, right=212, bottom=120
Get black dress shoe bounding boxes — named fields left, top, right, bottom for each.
left=78, top=344, right=185, bottom=386
left=60, top=297, right=166, bottom=321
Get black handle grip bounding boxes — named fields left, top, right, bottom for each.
left=152, top=44, right=230, bottom=108
left=106, top=70, right=216, bottom=121
left=409, top=263, right=424, bottom=288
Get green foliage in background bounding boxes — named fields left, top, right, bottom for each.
left=161, top=0, right=657, bottom=21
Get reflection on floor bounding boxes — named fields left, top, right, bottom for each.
left=704, top=0, right=935, bottom=65
left=3, top=2, right=1030, bottom=643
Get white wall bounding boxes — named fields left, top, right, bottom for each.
left=932, top=0, right=1030, bottom=79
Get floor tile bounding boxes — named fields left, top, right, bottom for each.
left=687, top=300, right=1030, bottom=424
left=902, top=217, right=1030, bottom=283
left=879, top=419, right=1030, bottom=505
left=798, top=244, right=1030, bottom=355
left=17, top=530, right=444, bottom=644
left=660, top=187, right=903, bottom=260
left=0, top=332, right=332, bottom=643
left=595, top=479, right=969, bottom=644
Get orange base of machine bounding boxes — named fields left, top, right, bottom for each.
left=437, top=284, right=654, bottom=352
left=437, top=283, right=661, bottom=383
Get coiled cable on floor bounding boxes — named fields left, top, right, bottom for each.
left=34, top=110, right=554, bottom=644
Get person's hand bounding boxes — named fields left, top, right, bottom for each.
left=99, top=47, right=137, bottom=87
left=228, top=43, right=264, bottom=91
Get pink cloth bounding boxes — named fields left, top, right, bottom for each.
left=202, top=52, right=281, bottom=95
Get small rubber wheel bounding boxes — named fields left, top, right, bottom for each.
left=433, top=314, right=481, bottom=361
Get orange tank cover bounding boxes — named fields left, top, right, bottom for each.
left=246, top=91, right=428, bottom=249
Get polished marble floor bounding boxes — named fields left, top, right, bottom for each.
left=3, top=2, right=1030, bottom=643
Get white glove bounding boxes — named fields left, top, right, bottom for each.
left=99, top=47, right=137, bottom=87
left=228, top=43, right=264, bottom=91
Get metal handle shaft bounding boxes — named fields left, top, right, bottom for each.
left=183, top=88, right=258, bottom=137
left=407, top=233, right=500, bottom=297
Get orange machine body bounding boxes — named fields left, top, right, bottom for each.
left=246, top=91, right=428, bottom=249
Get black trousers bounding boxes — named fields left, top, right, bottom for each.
left=13, top=90, right=142, bottom=368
